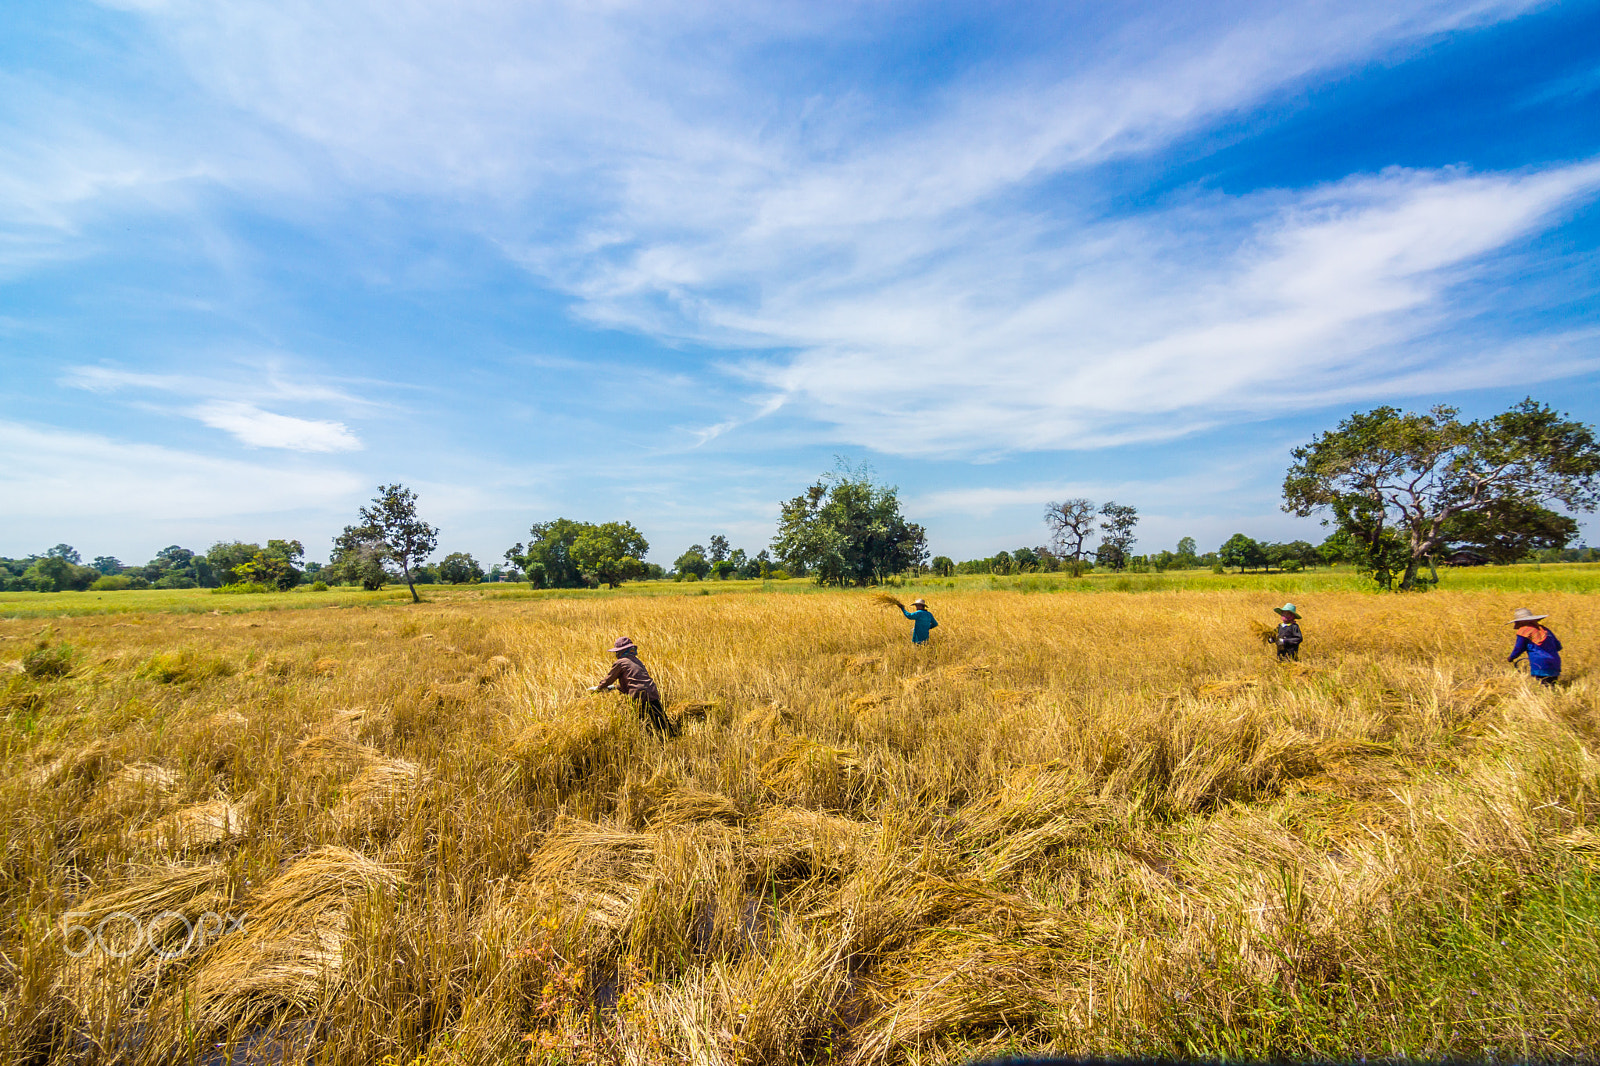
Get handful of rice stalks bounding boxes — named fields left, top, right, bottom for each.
left=1250, top=619, right=1278, bottom=645
left=872, top=592, right=907, bottom=610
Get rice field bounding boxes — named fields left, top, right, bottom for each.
left=2, top=582, right=1598, bottom=1064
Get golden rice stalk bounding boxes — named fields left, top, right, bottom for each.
left=136, top=799, right=247, bottom=851
left=1250, top=619, right=1279, bottom=645
left=871, top=592, right=906, bottom=611
left=312, top=656, right=340, bottom=675
left=187, top=846, right=400, bottom=1029
left=959, top=764, right=1107, bottom=878
left=940, top=661, right=993, bottom=682
left=846, top=653, right=885, bottom=672
left=849, top=694, right=890, bottom=713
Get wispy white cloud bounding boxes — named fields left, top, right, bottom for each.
left=8, top=0, right=1594, bottom=478
left=190, top=400, right=361, bottom=452
left=0, top=419, right=364, bottom=556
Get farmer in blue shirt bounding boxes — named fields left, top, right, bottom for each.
left=1507, top=607, right=1563, bottom=686
left=902, top=598, right=938, bottom=645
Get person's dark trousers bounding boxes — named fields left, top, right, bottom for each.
left=1277, top=646, right=1299, bottom=661
left=1537, top=674, right=1559, bottom=687
left=635, top=696, right=676, bottom=737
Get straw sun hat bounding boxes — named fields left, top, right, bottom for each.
left=1509, top=608, right=1548, bottom=626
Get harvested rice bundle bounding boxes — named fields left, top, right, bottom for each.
left=509, top=711, right=629, bottom=794
left=849, top=693, right=890, bottom=713
left=329, top=758, right=432, bottom=838
left=109, top=762, right=179, bottom=793
left=846, top=938, right=1061, bottom=1066
left=187, top=846, right=399, bottom=1029
left=526, top=819, right=658, bottom=931
left=871, top=592, right=907, bottom=611
left=638, top=784, right=747, bottom=829
left=739, top=701, right=792, bottom=735
left=478, top=654, right=514, bottom=683
left=136, top=798, right=247, bottom=851
left=750, top=806, right=873, bottom=880
left=54, top=863, right=233, bottom=1028
left=21, top=739, right=112, bottom=790
left=1198, top=674, right=1261, bottom=698
left=759, top=738, right=865, bottom=808
left=293, top=731, right=380, bottom=773
left=1250, top=619, right=1278, bottom=645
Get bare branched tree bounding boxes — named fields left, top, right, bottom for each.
left=1044, top=499, right=1097, bottom=561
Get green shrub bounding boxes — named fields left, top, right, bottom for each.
left=136, top=650, right=235, bottom=685
left=767, top=569, right=789, bottom=581
left=90, top=574, right=134, bottom=591
left=310, top=580, right=329, bottom=592
left=213, top=581, right=272, bottom=594
left=22, top=643, right=73, bottom=679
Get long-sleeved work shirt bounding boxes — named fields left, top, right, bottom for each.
left=902, top=607, right=938, bottom=644
left=1276, top=621, right=1302, bottom=650
left=597, top=654, right=661, bottom=701
left=1509, top=628, right=1562, bottom=677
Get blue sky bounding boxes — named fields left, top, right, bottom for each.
left=4, top=0, right=1600, bottom=567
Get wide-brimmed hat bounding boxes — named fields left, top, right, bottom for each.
left=1274, top=603, right=1301, bottom=619
left=1509, top=608, right=1548, bottom=626
left=911, top=598, right=927, bottom=608
left=610, top=636, right=638, bottom=653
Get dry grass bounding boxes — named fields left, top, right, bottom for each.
left=2, top=586, right=1599, bottom=1064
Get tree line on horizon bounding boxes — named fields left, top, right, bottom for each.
left=7, top=399, right=1598, bottom=596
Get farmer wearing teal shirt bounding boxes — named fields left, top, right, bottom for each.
left=902, top=598, right=938, bottom=645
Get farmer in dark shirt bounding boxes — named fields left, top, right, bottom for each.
left=902, top=598, right=938, bottom=645
left=1273, top=603, right=1303, bottom=661
left=1507, top=607, right=1562, bottom=686
left=590, top=636, right=674, bottom=736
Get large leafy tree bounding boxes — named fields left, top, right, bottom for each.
left=350, top=484, right=439, bottom=603
left=505, top=518, right=589, bottom=589
left=329, top=527, right=392, bottom=590
left=229, top=539, right=306, bottom=591
left=1284, top=400, right=1600, bottom=590
left=1219, top=533, right=1266, bottom=573
left=771, top=464, right=928, bottom=587
left=673, top=547, right=711, bottom=580
left=571, top=521, right=650, bottom=588
left=1094, top=501, right=1139, bottom=572
left=1440, top=497, right=1579, bottom=565
left=437, top=552, right=485, bottom=584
